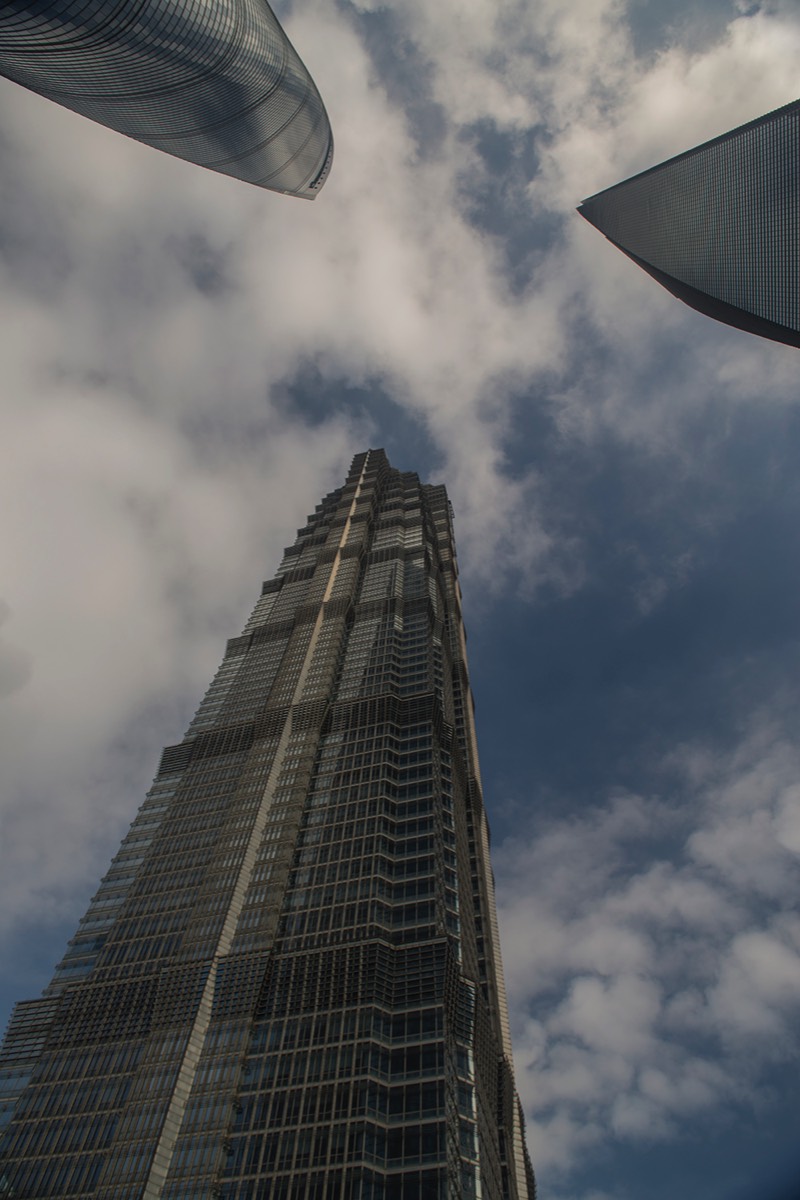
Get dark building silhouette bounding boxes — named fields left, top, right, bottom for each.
left=0, top=0, right=333, bottom=197
left=579, top=99, right=800, bottom=347
left=0, top=450, right=534, bottom=1200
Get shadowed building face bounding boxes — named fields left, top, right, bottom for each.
left=0, top=0, right=333, bottom=196
left=579, top=99, right=800, bottom=348
left=0, top=451, right=534, bottom=1200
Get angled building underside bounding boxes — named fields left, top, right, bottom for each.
left=0, top=450, right=534, bottom=1200
left=0, top=0, right=333, bottom=196
left=579, top=99, right=800, bottom=347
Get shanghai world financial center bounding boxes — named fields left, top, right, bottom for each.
left=579, top=98, right=800, bottom=348
left=0, top=451, right=535, bottom=1200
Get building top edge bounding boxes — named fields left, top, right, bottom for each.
left=578, top=95, right=800, bottom=207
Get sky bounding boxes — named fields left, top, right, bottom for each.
left=1, top=1, right=800, bottom=1198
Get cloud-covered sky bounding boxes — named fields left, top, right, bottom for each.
left=1, top=1, right=800, bottom=1197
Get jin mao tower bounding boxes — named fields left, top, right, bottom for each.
left=0, top=450, right=534, bottom=1200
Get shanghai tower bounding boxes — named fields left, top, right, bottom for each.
left=0, top=450, right=534, bottom=1200
left=0, top=0, right=333, bottom=197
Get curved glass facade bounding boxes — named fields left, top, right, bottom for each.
left=0, top=451, right=534, bottom=1200
left=579, top=99, right=800, bottom=347
left=0, top=0, right=333, bottom=197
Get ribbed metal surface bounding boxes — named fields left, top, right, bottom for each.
left=0, top=0, right=333, bottom=196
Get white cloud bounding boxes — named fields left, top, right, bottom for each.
left=496, top=722, right=800, bottom=1183
left=0, top=383, right=361, bottom=935
left=775, top=785, right=800, bottom=854
left=552, top=972, right=661, bottom=1058
left=710, top=924, right=800, bottom=1040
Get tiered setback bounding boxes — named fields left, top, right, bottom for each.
left=0, top=450, right=534, bottom=1199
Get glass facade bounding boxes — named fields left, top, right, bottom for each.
left=0, top=0, right=333, bottom=197
left=0, top=450, right=534, bottom=1200
left=579, top=99, right=800, bottom=347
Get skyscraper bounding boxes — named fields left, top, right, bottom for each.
left=0, top=450, right=534, bottom=1200
left=0, top=0, right=333, bottom=197
left=579, top=98, right=800, bottom=348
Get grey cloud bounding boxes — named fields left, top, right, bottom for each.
left=0, top=644, right=31, bottom=698
left=0, top=601, right=32, bottom=697
left=342, top=2, right=447, bottom=158
left=166, top=232, right=234, bottom=298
